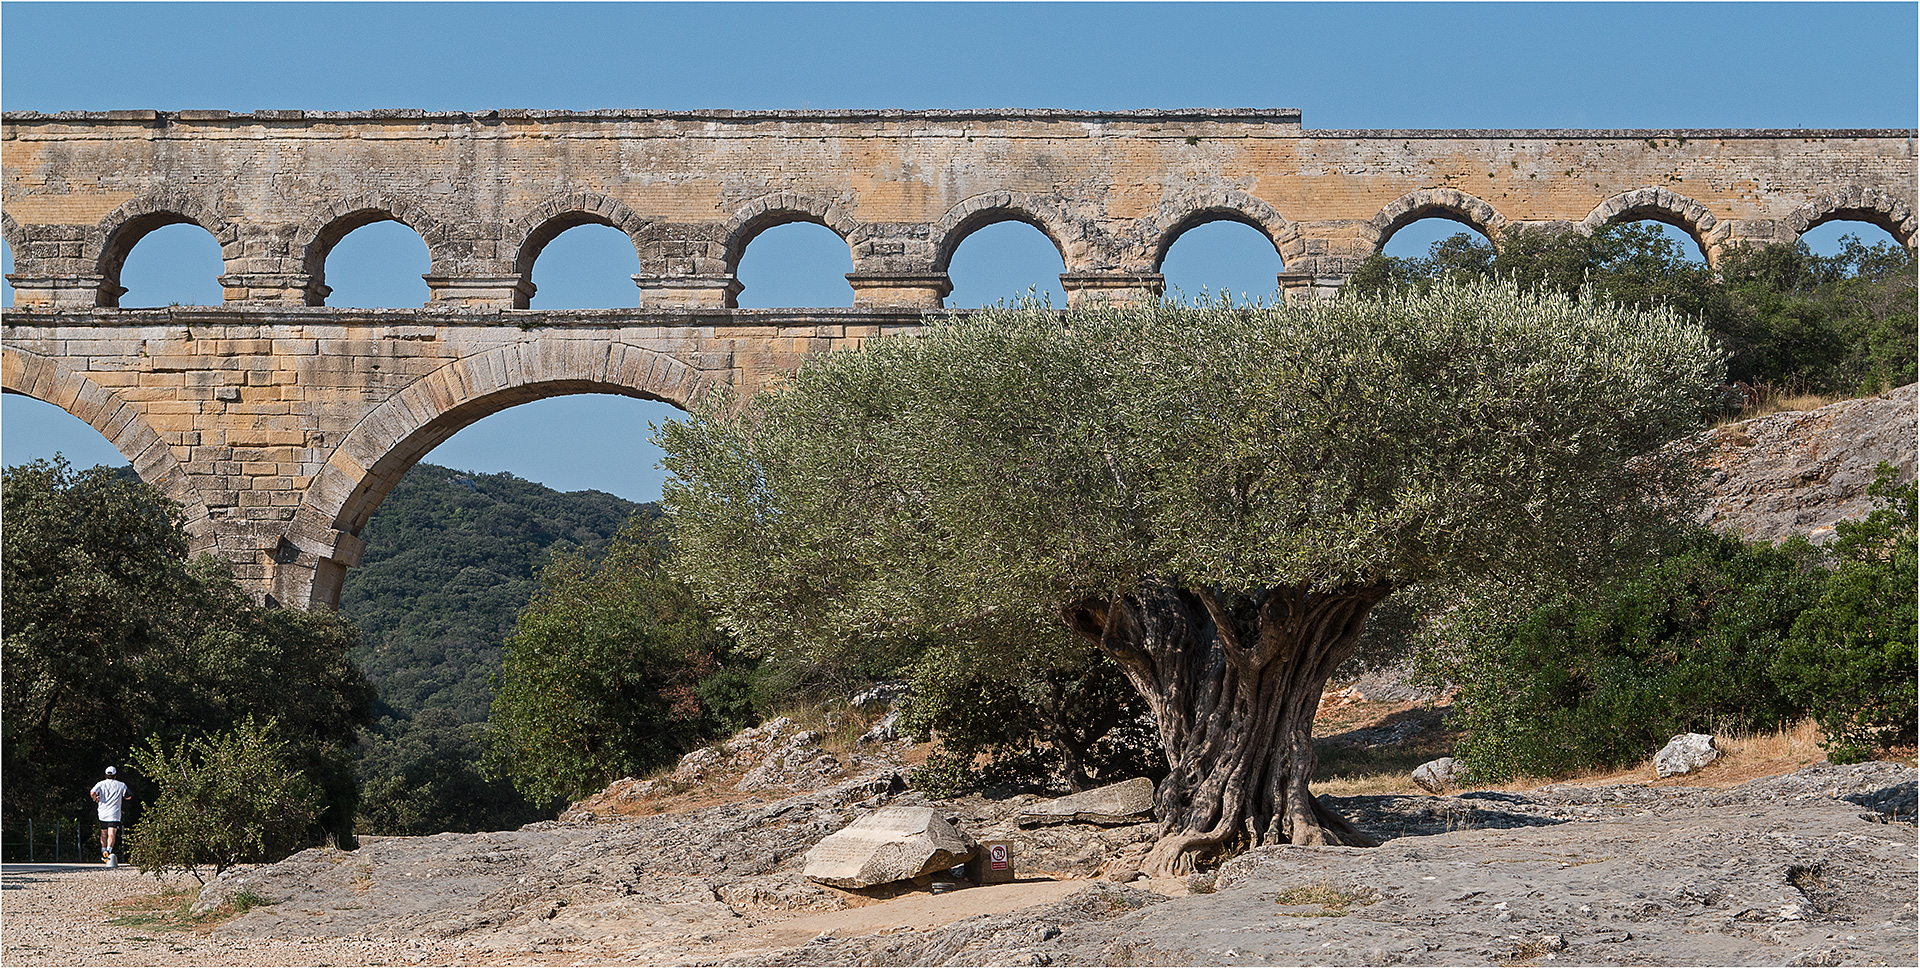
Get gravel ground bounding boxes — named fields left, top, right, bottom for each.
left=0, top=863, right=423, bottom=966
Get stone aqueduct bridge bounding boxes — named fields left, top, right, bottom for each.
left=3, top=109, right=1914, bottom=608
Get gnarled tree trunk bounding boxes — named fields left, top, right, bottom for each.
left=1066, top=580, right=1392, bottom=874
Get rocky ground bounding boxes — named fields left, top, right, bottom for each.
left=6, top=713, right=1913, bottom=967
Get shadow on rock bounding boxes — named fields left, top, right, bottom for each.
left=1322, top=792, right=1571, bottom=841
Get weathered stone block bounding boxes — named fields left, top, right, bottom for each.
left=803, top=806, right=978, bottom=889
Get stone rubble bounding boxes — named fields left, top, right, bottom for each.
left=1410, top=756, right=1464, bottom=794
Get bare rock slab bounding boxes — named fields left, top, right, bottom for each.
left=1654, top=733, right=1720, bottom=778
left=1018, top=778, right=1156, bottom=827
left=803, top=806, right=978, bottom=889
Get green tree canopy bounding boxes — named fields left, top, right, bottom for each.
left=1347, top=225, right=1916, bottom=394
left=482, top=517, right=751, bottom=804
left=2, top=458, right=371, bottom=842
left=662, top=280, right=1724, bottom=872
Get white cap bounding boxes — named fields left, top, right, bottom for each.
left=105, top=766, right=117, bottom=775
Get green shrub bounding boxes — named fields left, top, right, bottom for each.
left=1439, top=529, right=1824, bottom=782
left=896, top=637, right=1161, bottom=796
left=128, top=716, right=323, bottom=879
left=1346, top=226, right=1916, bottom=395
left=481, top=517, right=753, bottom=804
left=1771, top=466, right=1919, bottom=762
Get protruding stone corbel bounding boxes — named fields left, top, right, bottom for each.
left=424, top=275, right=537, bottom=308
left=6, top=274, right=121, bottom=308
left=633, top=273, right=743, bottom=308
left=845, top=272, right=952, bottom=309
left=1278, top=271, right=1347, bottom=303
left=217, top=273, right=317, bottom=305
left=1058, top=272, right=1164, bottom=308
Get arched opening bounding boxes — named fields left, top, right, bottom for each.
left=1159, top=219, right=1283, bottom=302
left=0, top=393, right=128, bottom=469
left=944, top=219, right=1068, bottom=308
left=420, top=394, right=680, bottom=502
left=732, top=221, right=854, bottom=309
left=1381, top=216, right=1495, bottom=261
left=1799, top=219, right=1907, bottom=257
left=526, top=223, right=643, bottom=309
left=334, top=388, right=686, bottom=835
left=317, top=219, right=432, bottom=308
left=1615, top=218, right=1708, bottom=264
left=114, top=222, right=225, bottom=307
left=2, top=237, right=13, bottom=307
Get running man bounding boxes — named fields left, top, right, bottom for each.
left=89, top=766, right=129, bottom=866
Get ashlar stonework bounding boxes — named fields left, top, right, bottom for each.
left=3, top=109, right=1913, bottom=608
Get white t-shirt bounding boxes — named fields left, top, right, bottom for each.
left=91, top=779, right=128, bottom=822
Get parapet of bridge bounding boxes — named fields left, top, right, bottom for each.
left=4, top=109, right=1914, bottom=607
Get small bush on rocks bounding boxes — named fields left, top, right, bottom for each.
left=129, top=716, right=323, bottom=879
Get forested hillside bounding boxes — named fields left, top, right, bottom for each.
left=339, top=463, right=648, bottom=723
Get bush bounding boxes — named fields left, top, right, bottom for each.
left=1771, top=466, right=1919, bottom=762
left=128, top=716, right=323, bottom=879
left=897, top=637, right=1162, bottom=795
left=481, top=517, right=753, bottom=804
left=1437, top=529, right=1824, bottom=782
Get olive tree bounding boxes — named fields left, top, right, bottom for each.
left=661, top=280, right=1722, bottom=873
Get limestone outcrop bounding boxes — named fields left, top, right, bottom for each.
left=1699, top=383, right=1917, bottom=544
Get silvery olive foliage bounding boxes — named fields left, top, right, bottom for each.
left=662, top=280, right=1724, bottom=863
left=661, top=280, right=1723, bottom=663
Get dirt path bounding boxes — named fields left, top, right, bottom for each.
left=0, top=863, right=420, bottom=966
left=2, top=862, right=1110, bottom=966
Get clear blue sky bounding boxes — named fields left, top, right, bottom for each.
left=4, top=2, right=1916, bottom=502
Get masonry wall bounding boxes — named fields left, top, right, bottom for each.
left=3, top=109, right=1914, bottom=607
left=5, top=110, right=1914, bottom=310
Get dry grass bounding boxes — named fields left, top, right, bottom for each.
left=1272, top=882, right=1380, bottom=917
left=1306, top=692, right=1891, bottom=799
left=105, top=885, right=269, bottom=932
left=1490, top=718, right=1832, bottom=792
left=1711, top=380, right=1890, bottom=430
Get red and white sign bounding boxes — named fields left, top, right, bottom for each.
left=989, top=844, right=1010, bottom=871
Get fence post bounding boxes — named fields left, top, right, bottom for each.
left=27, top=818, right=33, bottom=862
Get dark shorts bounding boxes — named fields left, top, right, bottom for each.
left=99, top=821, right=122, bottom=829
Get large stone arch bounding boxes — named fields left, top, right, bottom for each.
left=1783, top=185, right=1917, bottom=249
left=0, top=346, right=214, bottom=548
left=1365, top=189, right=1510, bottom=253
left=293, top=192, right=452, bottom=305
left=508, top=192, right=653, bottom=307
left=286, top=338, right=713, bottom=608
left=1579, top=187, right=1718, bottom=258
left=90, top=191, right=240, bottom=307
left=930, top=192, right=1081, bottom=274
left=1146, top=190, right=1301, bottom=273
left=721, top=192, right=863, bottom=279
